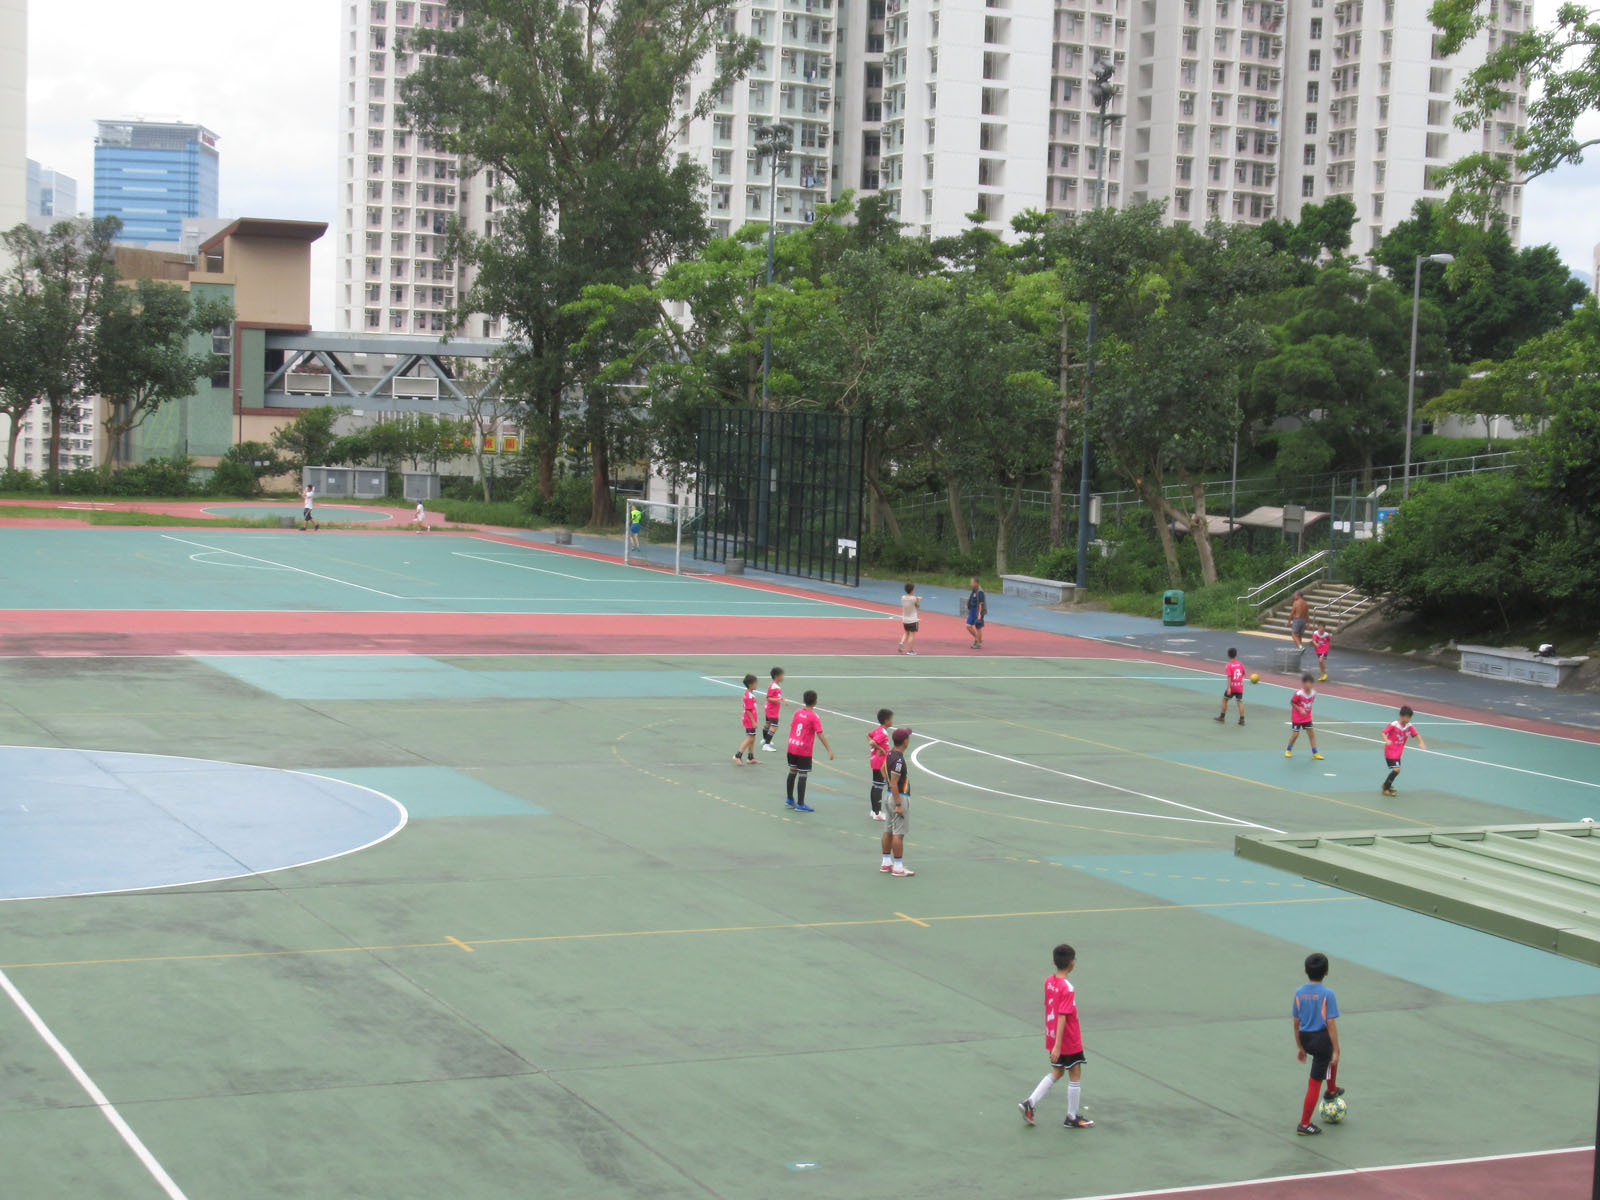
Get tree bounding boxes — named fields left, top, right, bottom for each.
left=0, top=287, right=50, bottom=471
left=1430, top=2, right=1600, bottom=217
left=400, top=0, right=757, bottom=523
left=270, top=405, right=348, bottom=473
left=1, top=219, right=121, bottom=485
left=93, top=278, right=233, bottom=466
left=210, top=442, right=284, bottom=497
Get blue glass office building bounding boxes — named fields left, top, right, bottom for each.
left=94, top=120, right=219, bottom=243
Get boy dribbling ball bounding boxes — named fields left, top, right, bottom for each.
left=1018, top=942, right=1094, bottom=1129
left=1216, top=647, right=1246, bottom=725
left=1292, top=951, right=1344, bottom=1135
left=1381, top=705, right=1425, bottom=796
left=1284, top=673, right=1323, bottom=760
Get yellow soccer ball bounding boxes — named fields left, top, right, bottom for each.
left=1249, top=673, right=1260, bottom=684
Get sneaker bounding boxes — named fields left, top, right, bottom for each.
left=785, top=798, right=796, bottom=808
left=762, top=744, right=777, bottom=752
left=880, top=862, right=893, bottom=872
left=897, top=645, right=905, bottom=654
left=1062, top=1115, right=1095, bottom=1128
left=891, top=866, right=914, bottom=876
left=1324, top=1086, right=1345, bottom=1101
left=1285, top=749, right=1293, bottom=758
left=795, top=803, right=814, bottom=812
left=746, top=757, right=759, bottom=764
left=1296, top=1123, right=1321, bottom=1136
left=1311, top=752, right=1325, bottom=760
left=872, top=811, right=887, bottom=821
left=1382, top=787, right=1397, bottom=796
left=1018, top=1100, right=1035, bottom=1125
left=1319, top=673, right=1328, bottom=682
left=1238, top=717, right=1245, bottom=726
left=906, top=650, right=917, bottom=656
left=732, top=755, right=743, bottom=765
left=1214, top=714, right=1226, bottom=723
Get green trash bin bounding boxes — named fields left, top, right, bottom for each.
left=1162, top=589, right=1186, bottom=626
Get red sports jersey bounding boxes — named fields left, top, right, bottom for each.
left=1312, top=631, right=1331, bottom=655
left=868, top=724, right=890, bottom=770
left=1290, top=688, right=1316, bottom=724
left=1045, top=975, right=1082, bottom=1055
left=764, top=682, right=783, bottom=720
left=742, top=689, right=758, bottom=728
left=1225, top=660, right=1245, bottom=690
left=787, top=708, right=822, bottom=755
left=1384, top=720, right=1418, bottom=758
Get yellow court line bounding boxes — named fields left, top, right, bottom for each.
left=947, top=705, right=1415, bottom=826
left=1, top=895, right=1356, bottom=971
left=445, top=935, right=475, bottom=953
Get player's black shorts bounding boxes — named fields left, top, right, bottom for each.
left=1223, top=687, right=1243, bottom=699
left=871, top=767, right=885, bottom=784
left=1051, top=1050, right=1088, bottom=1070
left=786, top=752, right=813, bottom=772
left=763, top=714, right=779, bottom=727
left=742, top=723, right=756, bottom=735
left=1385, top=755, right=1401, bottom=769
left=1292, top=720, right=1313, bottom=730
left=902, top=621, right=919, bottom=632
left=1297, top=1028, right=1333, bottom=1081
left=303, top=508, right=313, bottom=520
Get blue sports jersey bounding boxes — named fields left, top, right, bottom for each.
left=1292, top=982, right=1339, bottom=1032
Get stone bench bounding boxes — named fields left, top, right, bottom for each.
left=1457, top=645, right=1589, bottom=689
left=1001, top=574, right=1078, bottom=604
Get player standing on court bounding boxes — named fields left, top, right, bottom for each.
left=1216, top=647, right=1247, bottom=725
left=734, top=674, right=761, bottom=766
left=966, top=577, right=987, bottom=650
left=1381, top=705, right=1425, bottom=796
left=1284, top=673, right=1324, bottom=760
left=628, top=504, right=643, bottom=550
left=898, top=583, right=921, bottom=655
left=301, top=484, right=319, bottom=532
left=1311, top=622, right=1331, bottom=681
left=1018, top=942, right=1094, bottom=1128
left=878, top=727, right=914, bottom=876
left=1291, top=952, right=1343, bottom=1135
left=784, top=690, right=833, bottom=812
left=761, top=667, right=784, bottom=752
left=867, top=707, right=893, bottom=821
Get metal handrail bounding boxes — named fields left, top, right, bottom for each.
left=1314, top=585, right=1373, bottom=625
left=1235, top=549, right=1329, bottom=627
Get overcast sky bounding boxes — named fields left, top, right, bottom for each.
left=24, top=0, right=1600, bottom=332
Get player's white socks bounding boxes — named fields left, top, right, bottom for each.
left=1067, top=1082, right=1081, bottom=1119
left=892, top=858, right=903, bottom=870
left=1028, top=1075, right=1055, bottom=1106
left=881, top=853, right=892, bottom=868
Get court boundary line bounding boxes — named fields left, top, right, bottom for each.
left=0, top=966, right=190, bottom=1199
left=699, top=675, right=1282, bottom=833
left=1315, top=726, right=1600, bottom=790
left=159, top=534, right=402, bottom=599
left=1057, top=1145, right=1593, bottom=1200
left=0, top=755, right=409, bottom=904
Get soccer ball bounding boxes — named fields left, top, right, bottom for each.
left=1582, top=817, right=1595, bottom=825
left=1249, top=673, right=1260, bottom=684
left=1319, top=1095, right=1347, bottom=1124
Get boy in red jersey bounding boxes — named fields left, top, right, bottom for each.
left=733, top=674, right=760, bottom=765
left=784, top=690, right=833, bottom=812
left=1285, top=674, right=1324, bottom=759
left=1381, top=705, right=1426, bottom=796
left=760, top=667, right=784, bottom=752
left=1018, top=943, right=1094, bottom=1128
left=867, top=707, right=893, bottom=821
left=1215, top=647, right=1247, bottom=725
left=1312, top=623, right=1332, bottom=681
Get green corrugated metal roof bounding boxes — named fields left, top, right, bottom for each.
left=1235, top=823, right=1600, bottom=966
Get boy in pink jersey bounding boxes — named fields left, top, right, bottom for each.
left=733, top=673, right=760, bottom=765
left=867, top=707, right=893, bottom=820
left=1284, top=673, right=1324, bottom=759
left=784, top=689, right=833, bottom=812
left=760, top=667, right=785, bottom=752
left=1019, top=943, right=1094, bottom=1129
left=1312, top=623, right=1332, bottom=681
left=1381, top=704, right=1426, bottom=796
left=1215, top=647, right=1247, bottom=725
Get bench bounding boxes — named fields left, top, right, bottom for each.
left=1000, top=574, right=1078, bottom=604
left=1457, top=645, right=1589, bottom=689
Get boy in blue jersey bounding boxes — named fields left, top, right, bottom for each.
left=1291, top=951, right=1343, bottom=1135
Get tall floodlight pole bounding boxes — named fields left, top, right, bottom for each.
left=1075, top=59, right=1119, bottom=590
left=1404, top=252, right=1453, bottom=499
left=756, top=123, right=793, bottom=410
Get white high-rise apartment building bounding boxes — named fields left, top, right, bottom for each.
left=0, top=0, right=26, bottom=236
left=336, top=1, right=503, bottom=339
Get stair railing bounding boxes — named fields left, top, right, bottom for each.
left=1235, top=549, right=1329, bottom=628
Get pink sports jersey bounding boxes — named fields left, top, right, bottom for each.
left=1384, top=721, right=1418, bottom=758
left=765, top=682, right=783, bottom=720
left=742, top=689, right=758, bottom=728
left=1291, top=688, right=1315, bottom=724
left=1045, top=975, right=1082, bottom=1055
left=788, top=707, right=822, bottom=755
left=1225, top=660, right=1245, bottom=690
left=869, top=724, right=890, bottom=770
left=1312, top=631, right=1331, bottom=655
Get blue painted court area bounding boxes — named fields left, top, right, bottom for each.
left=0, top=747, right=405, bottom=901
left=199, top=656, right=728, bottom=702
left=317, top=766, right=547, bottom=819
left=1054, top=851, right=1600, bottom=1002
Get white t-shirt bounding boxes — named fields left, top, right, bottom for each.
left=415, top=503, right=425, bottom=521
left=900, top=593, right=920, bottom=622
left=302, top=488, right=314, bottom=512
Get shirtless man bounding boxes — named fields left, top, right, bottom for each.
left=1289, top=591, right=1310, bottom=654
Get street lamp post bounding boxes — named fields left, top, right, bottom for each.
left=755, top=123, right=793, bottom=411
left=1075, top=59, right=1120, bottom=591
left=1404, top=252, right=1453, bottom=499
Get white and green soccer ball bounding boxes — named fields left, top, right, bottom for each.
left=1319, top=1095, right=1348, bottom=1124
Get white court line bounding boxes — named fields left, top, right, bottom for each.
left=160, top=535, right=401, bottom=599
left=1316, top=727, right=1600, bottom=789
left=0, top=967, right=190, bottom=1199
left=1058, top=1145, right=1594, bottom=1200
left=698, top=675, right=1279, bottom=832
left=451, top=550, right=598, bottom=581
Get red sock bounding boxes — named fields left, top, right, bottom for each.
left=1326, top=1063, right=1338, bottom=1091
left=1300, top=1077, right=1321, bottom=1125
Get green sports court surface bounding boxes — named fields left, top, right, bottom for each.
left=0, top=527, right=1595, bottom=1199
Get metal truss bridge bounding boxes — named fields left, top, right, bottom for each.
left=262, top=332, right=507, bottom=413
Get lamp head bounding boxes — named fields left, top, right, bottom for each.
left=1426, top=252, right=1455, bottom=264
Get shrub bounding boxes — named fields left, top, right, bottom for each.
left=0, top=468, right=42, bottom=493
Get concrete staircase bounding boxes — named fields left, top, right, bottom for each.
left=1263, top=579, right=1381, bottom=635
